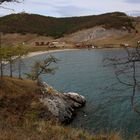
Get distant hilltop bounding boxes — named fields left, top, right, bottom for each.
left=0, top=12, right=135, bottom=38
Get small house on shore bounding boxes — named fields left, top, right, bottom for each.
left=120, top=43, right=130, bottom=47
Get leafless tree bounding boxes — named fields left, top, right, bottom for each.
left=0, top=0, right=22, bottom=4
left=105, top=42, right=140, bottom=116
left=0, top=0, right=23, bottom=11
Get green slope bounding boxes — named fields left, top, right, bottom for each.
left=0, top=12, right=134, bottom=38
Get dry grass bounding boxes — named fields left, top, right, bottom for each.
left=0, top=77, right=42, bottom=123
left=0, top=119, right=128, bottom=140
left=0, top=76, right=39, bottom=95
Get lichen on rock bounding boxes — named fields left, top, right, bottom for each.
left=39, top=82, right=86, bottom=124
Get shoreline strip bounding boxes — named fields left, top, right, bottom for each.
left=26, top=49, right=79, bottom=58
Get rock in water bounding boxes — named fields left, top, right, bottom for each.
left=64, top=92, right=86, bottom=107
left=39, top=82, right=86, bottom=124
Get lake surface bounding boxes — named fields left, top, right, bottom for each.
left=10, top=49, right=140, bottom=137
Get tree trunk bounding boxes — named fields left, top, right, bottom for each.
left=0, top=60, right=3, bottom=78
left=18, top=58, right=22, bottom=79
left=0, top=33, right=3, bottom=78
left=9, top=58, right=13, bottom=77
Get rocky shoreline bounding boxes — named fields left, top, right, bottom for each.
left=40, top=82, right=86, bottom=124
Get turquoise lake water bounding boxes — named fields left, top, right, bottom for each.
left=10, top=49, right=140, bottom=137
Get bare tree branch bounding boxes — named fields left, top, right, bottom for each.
left=0, top=5, right=14, bottom=11
left=106, top=43, right=140, bottom=116
left=0, top=0, right=21, bottom=4
left=0, top=0, right=23, bottom=11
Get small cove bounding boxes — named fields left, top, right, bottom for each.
left=7, top=49, right=140, bottom=138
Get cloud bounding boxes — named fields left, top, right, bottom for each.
left=127, top=10, right=140, bottom=16
left=125, top=0, right=140, bottom=3
left=55, top=5, right=98, bottom=17
left=0, top=0, right=140, bottom=17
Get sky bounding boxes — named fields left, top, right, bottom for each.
left=0, top=0, right=140, bottom=17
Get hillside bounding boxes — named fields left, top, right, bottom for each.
left=59, top=20, right=140, bottom=47
left=0, top=12, right=135, bottom=38
left=0, top=77, right=132, bottom=140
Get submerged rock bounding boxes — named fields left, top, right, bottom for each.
left=39, top=82, right=86, bottom=124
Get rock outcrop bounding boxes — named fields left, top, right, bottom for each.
left=40, top=82, right=86, bottom=124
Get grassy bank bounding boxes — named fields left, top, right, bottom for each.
left=0, top=119, right=126, bottom=140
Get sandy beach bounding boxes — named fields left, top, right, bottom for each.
left=26, top=48, right=79, bottom=58
left=2, top=49, right=79, bottom=64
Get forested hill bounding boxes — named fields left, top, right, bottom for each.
left=0, top=12, right=135, bottom=38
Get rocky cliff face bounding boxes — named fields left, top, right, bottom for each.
left=40, top=82, right=86, bottom=124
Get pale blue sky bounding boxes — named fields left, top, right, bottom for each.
left=1, top=0, right=140, bottom=17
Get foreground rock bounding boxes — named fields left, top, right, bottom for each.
left=40, top=82, right=86, bottom=124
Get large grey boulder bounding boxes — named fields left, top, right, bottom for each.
left=39, top=82, right=86, bottom=123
